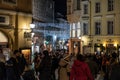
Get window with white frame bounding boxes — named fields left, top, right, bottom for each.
left=107, top=21, right=113, bottom=35
left=95, top=22, right=101, bottom=35
left=83, top=4, right=88, bottom=14
left=108, top=0, right=114, bottom=11
left=83, top=23, right=88, bottom=35
left=95, top=2, right=100, bottom=13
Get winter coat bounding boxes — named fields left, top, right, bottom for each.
left=70, top=60, right=94, bottom=80
left=58, top=59, right=69, bottom=80
left=39, top=55, right=52, bottom=80
left=6, top=57, right=20, bottom=80
left=22, top=69, right=35, bottom=80
left=86, top=59, right=98, bottom=78
left=109, top=63, right=120, bottom=80
left=0, top=61, right=6, bottom=80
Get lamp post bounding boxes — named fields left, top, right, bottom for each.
left=89, top=0, right=92, bottom=53
left=30, top=23, right=35, bottom=67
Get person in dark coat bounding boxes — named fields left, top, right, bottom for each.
left=0, top=57, right=6, bottom=80
left=6, top=50, right=20, bottom=80
left=39, top=50, right=52, bottom=80
left=17, top=52, right=27, bottom=76
left=85, top=55, right=98, bottom=78
left=22, top=65, right=35, bottom=80
left=70, top=54, right=93, bottom=80
left=109, top=53, right=119, bottom=80
left=109, top=62, right=120, bottom=80
left=51, top=54, right=59, bottom=80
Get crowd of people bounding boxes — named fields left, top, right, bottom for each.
left=0, top=48, right=120, bottom=80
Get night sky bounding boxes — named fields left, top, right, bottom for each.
left=54, top=0, right=67, bottom=19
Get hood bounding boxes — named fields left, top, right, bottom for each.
left=74, top=60, right=84, bottom=66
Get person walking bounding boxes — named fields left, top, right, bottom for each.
left=70, top=54, right=94, bottom=80
left=58, top=54, right=70, bottom=80
left=0, top=49, right=6, bottom=80
left=6, top=50, right=21, bottom=80
left=38, top=50, right=52, bottom=80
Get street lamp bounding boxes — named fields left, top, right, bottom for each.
left=30, top=23, right=35, bottom=29
left=30, top=23, right=35, bottom=68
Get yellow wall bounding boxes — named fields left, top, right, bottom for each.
left=0, top=0, right=32, bottom=50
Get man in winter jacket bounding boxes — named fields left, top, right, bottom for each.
left=70, top=54, right=94, bottom=80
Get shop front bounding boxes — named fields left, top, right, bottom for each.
left=69, top=38, right=81, bottom=54
left=94, top=43, right=105, bottom=55
left=94, top=43, right=118, bottom=55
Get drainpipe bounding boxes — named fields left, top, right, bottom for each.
left=14, top=11, right=19, bottom=50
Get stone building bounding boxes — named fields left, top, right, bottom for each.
left=0, top=0, right=32, bottom=51
left=67, top=0, right=82, bottom=54
left=67, top=0, right=120, bottom=54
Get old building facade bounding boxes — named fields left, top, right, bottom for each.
left=67, top=0, right=120, bottom=54
left=0, top=0, right=32, bottom=51
left=67, top=0, right=82, bottom=54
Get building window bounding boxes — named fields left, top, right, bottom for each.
left=77, top=22, right=81, bottom=37
left=77, top=0, right=80, bottom=10
left=72, top=23, right=76, bottom=37
left=108, top=0, right=114, bottom=11
left=83, top=4, right=88, bottom=14
left=83, top=23, right=88, bottom=35
left=95, top=2, right=100, bottom=13
left=95, top=22, right=101, bottom=35
left=67, top=5, right=71, bottom=14
left=107, top=21, right=113, bottom=35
